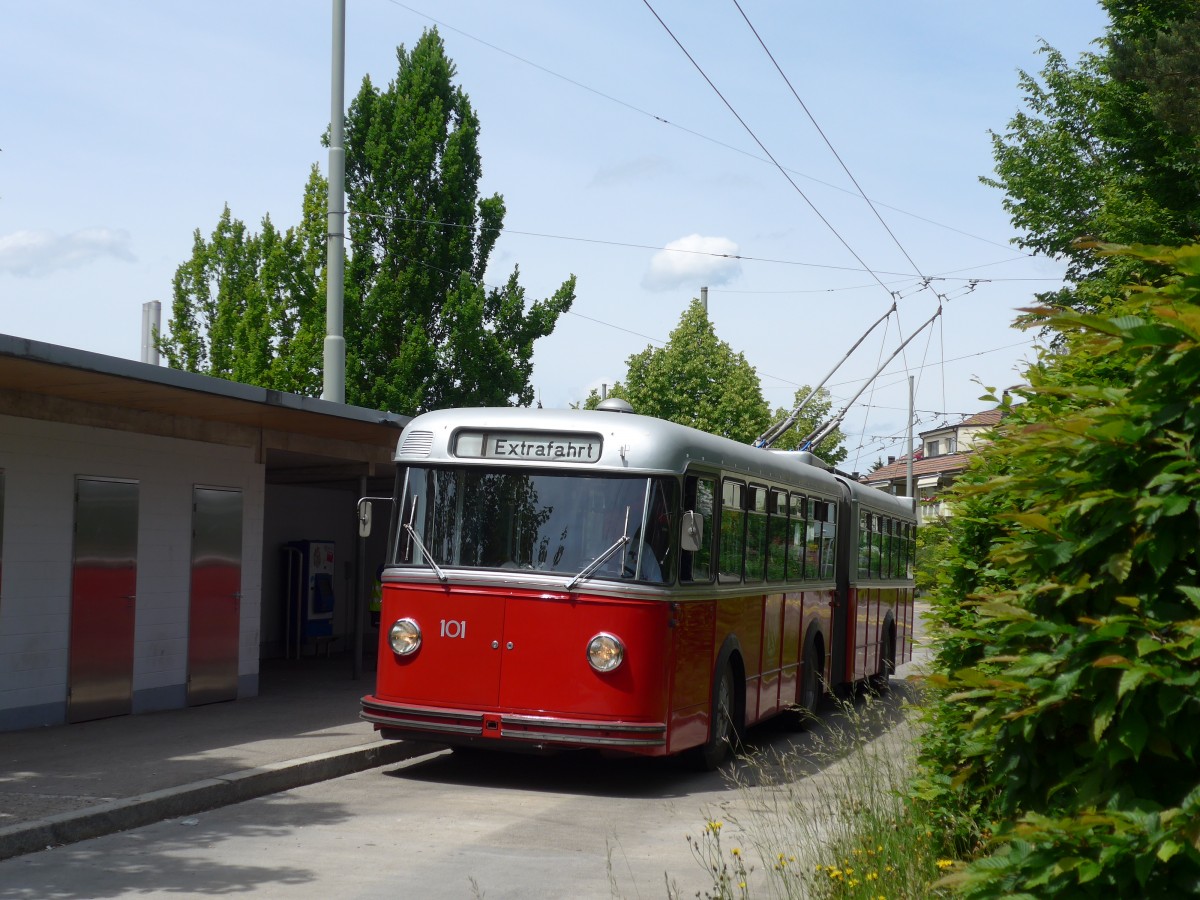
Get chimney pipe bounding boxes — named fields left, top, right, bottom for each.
left=141, top=301, right=161, bottom=365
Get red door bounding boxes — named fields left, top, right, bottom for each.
left=69, top=478, right=138, bottom=723
left=376, top=584, right=507, bottom=708
left=187, top=487, right=242, bottom=705
left=496, top=594, right=671, bottom=719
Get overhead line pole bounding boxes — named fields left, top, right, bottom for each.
left=322, top=0, right=347, bottom=404
left=906, top=375, right=915, bottom=502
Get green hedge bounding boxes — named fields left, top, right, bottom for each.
left=917, top=245, right=1200, bottom=897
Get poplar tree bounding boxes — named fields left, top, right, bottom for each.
left=159, top=172, right=325, bottom=396
left=160, top=28, right=574, bottom=413
left=341, top=28, right=574, bottom=413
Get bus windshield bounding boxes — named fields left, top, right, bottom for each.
left=393, top=467, right=676, bottom=584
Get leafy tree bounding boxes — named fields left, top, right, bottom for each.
left=159, top=167, right=327, bottom=394
left=913, top=515, right=951, bottom=596
left=919, top=245, right=1200, bottom=896
left=583, top=299, right=848, bottom=460
left=984, top=1, right=1200, bottom=323
left=342, top=29, right=574, bottom=412
left=582, top=298, right=770, bottom=444
left=764, top=385, right=847, bottom=465
left=160, top=28, right=574, bottom=413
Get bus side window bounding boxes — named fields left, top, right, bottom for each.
left=682, top=475, right=715, bottom=583
left=788, top=494, right=807, bottom=581
left=857, top=511, right=871, bottom=580
left=642, top=477, right=677, bottom=584
left=744, top=485, right=768, bottom=583
left=805, top=497, right=822, bottom=579
left=878, top=513, right=888, bottom=578
left=719, top=480, right=746, bottom=584
left=890, top=520, right=902, bottom=580
left=767, top=489, right=788, bottom=582
left=881, top=518, right=891, bottom=579
left=819, top=501, right=837, bottom=580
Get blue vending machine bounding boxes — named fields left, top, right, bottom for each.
left=284, top=540, right=336, bottom=657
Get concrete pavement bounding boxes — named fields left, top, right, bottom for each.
left=0, top=604, right=934, bottom=863
left=0, top=656, right=436, bottom=862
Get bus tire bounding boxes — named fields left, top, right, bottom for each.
left=869, top=623, right=895, bottom=694
left=693, top=661, right=737, bottom=771
left=797, top=632, right=824, bottom=725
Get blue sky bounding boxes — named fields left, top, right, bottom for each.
left=2, top=1, right=1110, bottom=468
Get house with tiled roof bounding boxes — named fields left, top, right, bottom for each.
left=860, top=408, right=1006, bottom=522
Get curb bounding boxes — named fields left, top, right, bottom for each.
left=0, top=740, right=439, bottom=862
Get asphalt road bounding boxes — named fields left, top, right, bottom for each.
left=0, top=680, right=923, bottom=900
left=0, top=608, right=933, bottom=898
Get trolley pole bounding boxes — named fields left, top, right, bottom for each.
left=322, top=0, right=347, bottom=404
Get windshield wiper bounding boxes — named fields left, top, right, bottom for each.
left=403, top=496, right=447, bottom=582
left=566, top=506, right=630, bottom=591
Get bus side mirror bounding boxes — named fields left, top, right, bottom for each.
left=680, top=511, right=703, bottom=552
left=358, top=496, right=395, bottom=538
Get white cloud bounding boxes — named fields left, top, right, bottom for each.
left=641, top=233, right=741, bottom=292
left=0, top=228, right=135, bottom=277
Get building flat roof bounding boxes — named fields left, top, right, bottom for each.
left=0, top=333, right=410, bottom=485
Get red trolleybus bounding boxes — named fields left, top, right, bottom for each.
left=359, top=402, right=916, bottom=767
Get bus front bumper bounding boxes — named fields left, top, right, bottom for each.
left=360, top=696, right=667, bottom=750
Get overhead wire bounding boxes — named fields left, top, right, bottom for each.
left=378, top=0, right=1030, bottom=255
left=640, top=0, right=903, bottom=301
left=352, top=209, right=1051, bottom=286
left=641, top=0, right=940, bottom=455
left=352, top=209, right=937, bottom=278
left=369, top=0, right=1038, bottom=448
left=731, top=0, right=928, bottom=281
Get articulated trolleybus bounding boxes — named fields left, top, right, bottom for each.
left=359, top=402, right=916, bottom=767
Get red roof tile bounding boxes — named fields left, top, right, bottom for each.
left=860, top=452, right=971, bottom=484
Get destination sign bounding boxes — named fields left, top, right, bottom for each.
left=454, top=431, right=603, bottom=463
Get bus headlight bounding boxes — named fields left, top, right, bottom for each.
left=587, top=632, right=624, bottom=673
left=389, top=618, right=422, bottom=656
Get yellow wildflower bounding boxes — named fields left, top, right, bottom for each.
left=936, top=859, right=955, bottom=869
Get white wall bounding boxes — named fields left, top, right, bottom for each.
left=0, top=414, right=263, bottom=729
left=261, top=483, right=390, bottom=659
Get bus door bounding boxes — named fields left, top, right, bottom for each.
left=381, top=581, right=508, bottom=709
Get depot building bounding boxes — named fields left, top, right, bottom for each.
left=0, top=334, right=409, bottom=731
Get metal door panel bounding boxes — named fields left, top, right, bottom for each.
left=69, top=478, right=138, bottom=723
left=373, top=585, right=507, bottom=708
left=187, top=487, right=242, bottom=705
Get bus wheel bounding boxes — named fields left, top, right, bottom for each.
left=797, top=637, right=823, bottom=725
left=694, top=662, right=737, bottom=770
left=869, top=627, right=895, bottom=694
